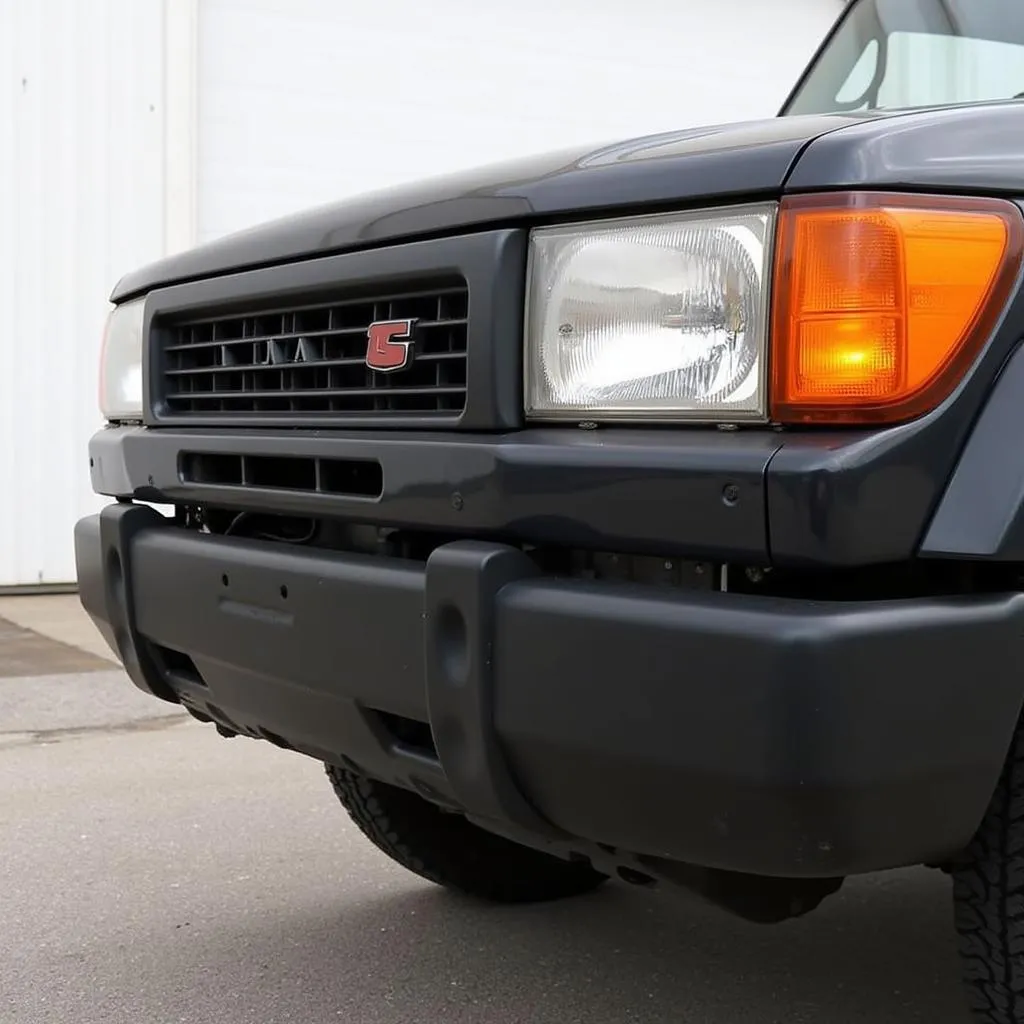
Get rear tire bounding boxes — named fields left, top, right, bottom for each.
left=953, top=720, right=1024, bottom=1023
left=326, top=764, right=608, bottom=904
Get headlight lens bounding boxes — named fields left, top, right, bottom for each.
left=525, top=205, right=775, bottom=420
left=99, top=298, right=145, bottom=420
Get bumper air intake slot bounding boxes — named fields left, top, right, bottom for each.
left=180, top=451, right=383, bottom=498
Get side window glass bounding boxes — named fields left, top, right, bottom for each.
left=878, top=33, right=1024, bottom=107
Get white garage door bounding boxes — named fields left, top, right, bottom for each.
left=197, top=0, right=845, bottom=244
left=0, top=0, right=168, bottom=589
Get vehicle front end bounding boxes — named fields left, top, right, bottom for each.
left=75, top=0, right=1024, bottom=1017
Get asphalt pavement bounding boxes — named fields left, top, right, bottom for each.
left=1, top=602, right=971, bottom=1024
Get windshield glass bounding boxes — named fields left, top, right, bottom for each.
left=782, top=0, right=1024, bottom=115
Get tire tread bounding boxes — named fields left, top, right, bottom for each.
left=325, top=764, right=607, bottom=904
left=954, top=720, right=1024, bottom=1022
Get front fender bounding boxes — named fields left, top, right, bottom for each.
left=922, top=341, right=1024, bottom=561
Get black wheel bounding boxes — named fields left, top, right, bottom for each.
left=325, top=764, right=608, bottom=904
left=953, top=721, right=1024, bottom=1023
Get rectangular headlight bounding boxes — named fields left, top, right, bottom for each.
left=99, top=298, right=145, bottom=421
left=525, top=204, right=776, bottom=421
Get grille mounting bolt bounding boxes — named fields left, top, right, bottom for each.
left=451, top=492, right=464, bottom=511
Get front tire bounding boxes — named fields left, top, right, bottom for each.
left=953, top=722, right=1024, bottom=1023
left=326, top=764, right=608, bottom=904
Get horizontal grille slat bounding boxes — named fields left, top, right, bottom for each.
left=172, top=285, right=468, bottom=327
left=164, top=351, right=467, bottom=377
left=162, top=318, right=468, bottom=353
left=158, top=279, right=469, bottom=419
left=179, top=387, right=468, bottom=401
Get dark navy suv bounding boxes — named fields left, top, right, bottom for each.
left=76, top=1, right=1024, bottom=1018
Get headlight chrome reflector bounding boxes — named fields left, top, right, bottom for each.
left=99, top=298, right=145, bottom=421
left=526, top=205, right=776, bottom=421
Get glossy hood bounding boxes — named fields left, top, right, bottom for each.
left=110, top=102, right=1024, bottom=302
left=111, top=112, right=864, bottom=301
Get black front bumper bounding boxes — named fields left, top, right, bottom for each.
left=76, top=501, right=1024, bottom=880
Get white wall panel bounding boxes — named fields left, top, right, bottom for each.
left=197, top=0, right=845, bottom=243
left=0, top=0, right=167, bottom=586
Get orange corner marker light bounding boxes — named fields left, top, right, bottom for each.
left=771, top=193, right=1024, bottom=424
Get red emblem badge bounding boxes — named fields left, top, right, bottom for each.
left=366, top=319, right=417, bottom=372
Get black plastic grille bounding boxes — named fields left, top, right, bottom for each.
left=159, top=282, right=469, bottom=417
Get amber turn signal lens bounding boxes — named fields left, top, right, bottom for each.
left=770, top=192, right=1024, bottom=424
